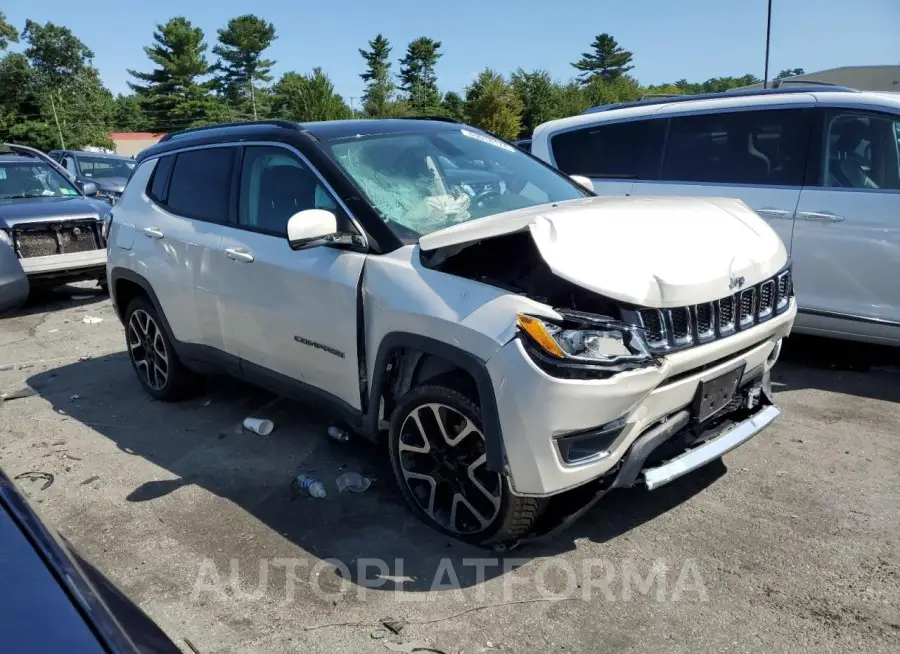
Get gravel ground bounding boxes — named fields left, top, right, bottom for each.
left=1, top=284, right=898, bottom=653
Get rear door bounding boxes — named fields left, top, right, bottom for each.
left=130, top=147, right=233, bottom=352
left=547, top=119, right=654, bottom=196
left=790, top=107, right=900, bottom=339
left=632, top=106, right=813, bottom=253
left=214, top=145, right=367, bottom=410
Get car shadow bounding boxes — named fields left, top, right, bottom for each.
left=26, top=353, right=726, bottom=593
left=774, top=334, right=900, bottom=403
left=6, top=283, right=108, bottom=318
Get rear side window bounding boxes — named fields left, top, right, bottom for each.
left=147, top=155, right=174, bottom=202
left=661, top=109, right=808, bottom=186
left=820, top=111, right=900, bottom=190
left=551, top=120, right=649, bottom=178
left=165, top=148, right=235, bottom=223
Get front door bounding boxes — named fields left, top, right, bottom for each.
left=791, top=108, right=900, bottom=339
left=631, top=107, right=813, bottom=254
left=215, top=145, right=367, bottom=410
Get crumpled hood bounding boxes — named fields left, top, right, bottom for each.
left=0, top=196, right=109, bottom=227
left=419, top=196, right=787, bottom=308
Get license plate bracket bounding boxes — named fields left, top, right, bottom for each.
left=693, top=363, right=745, bottom=422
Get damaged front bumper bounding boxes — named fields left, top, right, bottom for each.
left=486, top=298, right=796, bottom=497
left=642, top=404, right=779, bottom=490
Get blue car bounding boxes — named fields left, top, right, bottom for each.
left=0, top=468, right=180, bottom=652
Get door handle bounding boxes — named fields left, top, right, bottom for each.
left=224, top=247, right=254, bottom=263
left=756, top=208, right=793, bottom=220
left=796, top=211, right=845, bottom=223
left=142, top=226, right=164, bottom=239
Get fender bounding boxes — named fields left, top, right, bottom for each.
left=364, top=332, right=506, bottom=472
left=107, top=267, right=201, bottom=367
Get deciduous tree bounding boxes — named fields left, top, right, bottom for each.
left=0, top=11, right=18, bottom=51
left=463, top=69, right=522, bottom=140
left=271, top=68, right=352, bottom=122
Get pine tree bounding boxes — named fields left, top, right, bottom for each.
left=359, top=34, right=394, bottom=117
left=399, top=37, right=442, bottom=111
left=572, top=33, right=634, bottom=85
left=128, top=17, right=227, bottom=132
left=212, top=15, right=276, bottom=120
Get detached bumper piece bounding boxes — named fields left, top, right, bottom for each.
left=642, top=404, right=779, bottom=490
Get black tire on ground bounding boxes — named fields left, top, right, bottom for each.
left=123, top=295, right=199, bottom=401
left=97, top=278, right=109, bottom=293
left=388, top=384, right=546, bottom=546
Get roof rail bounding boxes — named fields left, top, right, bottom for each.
left=581, top=84, right=859, bottom=115
left=770, top=78, right=842, bottom=88
left=1, top=142, right=84, bottom=187
left=159, top=119, right=302, bottom=143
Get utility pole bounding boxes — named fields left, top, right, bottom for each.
left=49, top=92, right=66, bottom=150
left=763, top=0, right=773, bottom=89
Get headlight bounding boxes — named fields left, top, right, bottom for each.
left=0, top=228, right=11, bottom=247
left=517, top=312, right=655, bottom=369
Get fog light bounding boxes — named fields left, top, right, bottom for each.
left=555, top=418, right=627, bottom=465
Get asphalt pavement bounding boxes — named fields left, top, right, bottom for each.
left=1, top=284, right=898, bottom=653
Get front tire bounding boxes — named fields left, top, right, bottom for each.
left=124, top=296, right=197, bottom=401
left=388, top=384, right=545, bottom=546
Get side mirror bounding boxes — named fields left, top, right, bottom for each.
left=570, top=175, right=594, bottom=192
left=287, top=209, right=339, bottom=249
left=81, top=182, right=99, bottom=197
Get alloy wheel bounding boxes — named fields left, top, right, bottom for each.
left=397, top=403, right=502, bottom=534
left=128, top=309, right=169, bottom=391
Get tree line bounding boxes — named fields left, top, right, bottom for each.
left=0, top=10, right=805, bottom=150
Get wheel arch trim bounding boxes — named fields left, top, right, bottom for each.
left=365, top=332, right=505, bottom=472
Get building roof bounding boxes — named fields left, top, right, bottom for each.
left=737, top=65, right=900, bottom=92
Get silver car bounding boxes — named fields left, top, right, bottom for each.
left=532, top=86, right=900, bottom=345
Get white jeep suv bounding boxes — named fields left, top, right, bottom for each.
left=107, top=119, right=796, bottom=545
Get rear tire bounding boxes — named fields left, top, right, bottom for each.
left=123, top=295, right=198, bottom=401
left=388, top=384, right=545, bottom=546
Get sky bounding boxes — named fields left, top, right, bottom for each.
left=4, top=0, right=899, bottom=109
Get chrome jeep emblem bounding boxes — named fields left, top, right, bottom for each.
left=729, top=276, right=746, bottom=290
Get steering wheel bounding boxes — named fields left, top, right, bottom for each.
left=471, top=187, right=505, bottom=210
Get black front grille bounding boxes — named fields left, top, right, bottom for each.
left=719, top=297, right=736, bottom=333
left=759, top=280, right=775, bottom=316
left=639, top=309, right=665, bottom=346
left=739, top=288, right=756, bottom=326
left=696, top=303, right=714, bottom=339
left=13, top=222, right=100, bottom=259
left=629, top=266, right=793, bottom=353
left=669, top=307, right=691, bottom=344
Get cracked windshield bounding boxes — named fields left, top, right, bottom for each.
left=328, top=129, right=585, bottom=238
